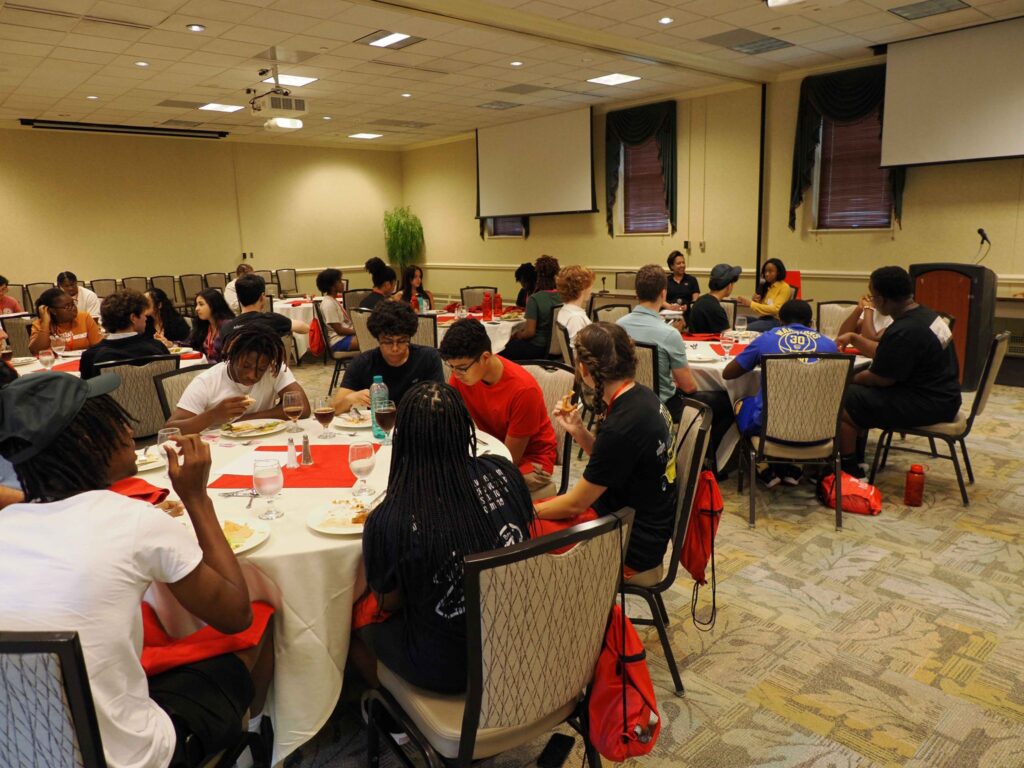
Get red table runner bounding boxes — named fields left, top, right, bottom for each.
left=54, top=359, right=80, bottom=372
left=710, top=343, right=748, bottom=357
left=209, top=444, right=381, bottom=489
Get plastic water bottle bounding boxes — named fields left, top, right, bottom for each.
left=418, top=295, right=428, bottom=314
left=370, top=375, right=388, bottom=440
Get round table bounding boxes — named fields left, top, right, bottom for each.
left=143, top=419, right=509, bottom=765
left=272, top=299, right=318, bottom=359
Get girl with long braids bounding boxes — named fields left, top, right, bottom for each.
left=356, top=381, right=534, bottom=693
left=535, top=322, right=676, bottom=578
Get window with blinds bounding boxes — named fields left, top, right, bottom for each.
left=486, top=216, right=526, bottom=237
left=816, top=105, right=892, bottom=229
left=623, top=136, right=669, bottom=234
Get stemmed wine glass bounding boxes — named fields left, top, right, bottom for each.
left=735, top=315, right=748, bottom=334
left=349, top=442, right=375, bottom=498
left=253, top=458, right=284, bottom=520
left=38, top=349, right=55, bottom=370
left=720, top=331, right=735, bottom=361
left=282, top=391, right=303, bottom=433
left=313, top=396, right=335, bottom=439
left=373, top=399, right=396, bottom=446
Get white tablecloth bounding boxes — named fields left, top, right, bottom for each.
left=16, top=351, right=207, bottom=377
left=437, top=315, right=519, bottom=354
left=273, top=299, right=317, bottom=359
left=143, top=421, right=509, bottom=765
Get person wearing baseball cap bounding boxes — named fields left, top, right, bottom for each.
left=688, top=263, right=741, bottom=334
left=0, top=371, right=274, bottom=768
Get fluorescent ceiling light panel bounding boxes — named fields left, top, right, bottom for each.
left=349, top=132, right=383, bottom=139
left=765, top=0, right=806, bottom=7
left=186, top=23, right=205, bottom=32
left=370, top=32, right=410, bottom=47
left=356, top=30, right=423, bottom=49
left=587, top=73, right=641, bottom=86
left=199, top=103, right=244, bottom=112
left=889, top=0, right=968, bottom=20
left=262, top=74, right=318, bottom=87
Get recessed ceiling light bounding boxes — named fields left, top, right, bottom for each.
left=262, top=74, right=318, bottom=87
left=587, top=73, right=641, bottom=86
left=322, top=116, right=332, bottom=120
left=401, top=93, right=412, bottom=98
left=86, top=95, right=99, bottom=100
left=510, top=61, right=523, bottom=67
left=186, top=23, right=205, bottom=32
left=199, top=103, right=244, bottom=112
left=369, top=32, right=410, bottom=48
left=659, top=17, right=673, bottom=24
left=349, top=133, right=383, bottom=139
left=134, top=61, right=149, bottom=67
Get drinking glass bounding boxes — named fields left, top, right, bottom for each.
left=735, top=315, right=748, bottom=334
left=38, top=349, right=55, bottom=370
left=282, top=391, right=303, bottom=433
left=50, top=335, right=65, bottom=357
left=253, top=458, right=284, bottom=520
left=313, top=395, right=335, bottom=439
left=349, top=442, right=376, bottom=498
left=456, top=303, right=468, bottom=320
left=156, top=427, right=181, bottom=478
left=373, top=399, right=396, bottom=446
left=719, top=332, right=735, bottom=361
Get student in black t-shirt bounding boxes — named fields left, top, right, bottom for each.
left=81, top=289, right=168, bottom=379
left=688, top=263, right=741, bottom=334
left=355, top=382, right=534, bottom=693
left=215, top=273, right=308, bottom=357
left=535, top=323, right=675, bottom=576
left=837, top=266, right=961, bottom=477
left=360, top=257, right=397, bottom=311
left=332, top=300, right=443, bottom=413
left=663, top=250, right=700, bottom=310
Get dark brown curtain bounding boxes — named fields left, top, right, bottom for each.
left=606, top=100, right=677, bottom=236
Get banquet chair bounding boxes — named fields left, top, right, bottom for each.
left=88, top=279, right=117, bottom=299
left=351, top=308, right=378, bottom=352
left=547, top=306, right=563, bottom=361
left=869, top=331, right=1008, bottom=506
left=1, top=316, right=32, bottom=357
left=253, top=270, right=274, bottom=288
left=363, top=510, right=633, bottom=768
left=633, top=341, right=661, bottom=399
left=816, top=300, right=858, bottom=338
left=624, top=398, right=711, bottom=696
left=412, top=313, right=438, bottom=348
left=203, top=272, right=227, bottom=291
left=276, top=268, right=299, bottom=297
left=312, top=300, right=359, bottom=394
left=154, top=364, right=216, bottom=421
left=26, top=282, right=54, bottom=307
left=519, top=360, right=575, bottom=494
left=122, top=276, right=148, bottom=293
left=460, top=286, right=496, bottom=309
left=555, top=321, right=574, bottom=365
left=6, top=283, right=26, bottom=310
left=721, top=299, right=738, bottom=329
left=738, top=354, right=853, bottom=530
left=150, top=275, right=181, bottom=310
left=614, top=271, right=637, bottom=291
left=342, top=289, right=371, bottom=311
left=96, top=355, right=180, bottom=438
left=180, top=274, right=204, bottom=309
left=265, top=282, right=279, bottom=298
left=0, top=631, right=106, bottom=768
left=594, top=303, right=631, bottom=324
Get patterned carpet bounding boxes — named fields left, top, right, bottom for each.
left=285, top=362, right=1024, bottom=767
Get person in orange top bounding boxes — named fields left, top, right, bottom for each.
left=29, top=287, right=103, bottom=354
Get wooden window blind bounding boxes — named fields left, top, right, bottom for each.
left=817, top=105, right=892, bottom=229
left=488, top=216, right=525, bottom=237
left=623, top=136, right=669, bottom=234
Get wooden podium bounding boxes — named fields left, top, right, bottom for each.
left=909, top=263, right=996, bottom=391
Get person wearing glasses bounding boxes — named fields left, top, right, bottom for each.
left=331, top=301, right=443, bottom=414
left=56, top=271, right=102, bottom=318
left=439, top=319, right=558, bottom=499
left=29, top=287, right=103, bottom=354
left=165, top=324, right=310, bottom=434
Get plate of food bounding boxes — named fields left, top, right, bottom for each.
left=335, top=410, right=373, bottom=429
left=219, top=418, right=286, bottom=438
left=500, top=311, right=525, bottom=322
left=135, top=450, right=165, bottom=473
left=221, top=519, right=271, bottom=554
left=168, top=345, right=193, bottom=354
left=56, top=349, right=84, bottom=358
left=11, top=356, right=35, bottom=367
left=307, top=498, right=371, bottom=535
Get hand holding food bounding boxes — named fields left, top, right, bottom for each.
left=555, top=390, right=577, bottom=416
left=214, top=395, right=251, bottom=423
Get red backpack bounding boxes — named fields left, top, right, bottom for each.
left=679, top=469, right=722, bottom=630
left=308, top=317, right=325, bottom=357
left=816, top=472, right=882, bottom=516
left=587, top=603, right=661, bottom=761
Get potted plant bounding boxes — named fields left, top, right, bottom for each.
left=383, top=206, right=425, bottom=271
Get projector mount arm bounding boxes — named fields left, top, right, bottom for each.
left=246, top=65, right=291, bottom=110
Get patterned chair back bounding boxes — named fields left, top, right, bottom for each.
left=88, top=279, right=117, bottom=299
left=555, top=321, right=574, bottom=365
left=720, top=299, right=738, bottom=329
left=547, top=306, right=563, bottom=359
left=460, top=286, right=497, bottom=309
left=670, top=401, right=712, bottom=569
left=203, top=272, right=227, bottom=290
left=633, top=341, right=660, bottom=399
left=0, top=632, right=106, bottom=768
left=96, top=355, right=180, bottom=438
left=761, top=354, right=853, bottom=456
left=276, top=269, right=299, bottom=295
left=594, top=303, right=630, bottom=324
left=154, top=364, right=215, bottom=421
left=342, top=289, right=372, bottom=311
left=351, top=309, right=378, bottom=352
left=150, top=275, right=177, bottom=303
left=411, top=313, right=438, bottom=348
left=1, top=316, right=32, bottom=357
left=969, top=332, right=1009, bottom=422
left=26, top=282, right=55, bottom=307
left=519, top=361, right=575, bottom=494
left=6, top=283, right=26, bottom=310
left=614, top=272, right=636, bottom=291
left=180, top=274, right=204, bottom=304
left=816, top=301, right=857, bottom=338
left=122, top=276, right=148, bottom=293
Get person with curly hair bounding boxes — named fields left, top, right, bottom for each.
left=502, top=255, right=561, bottom=360
left=80, top=289, right=168, bottom=379
left=555, top=264, right=594, bottom=340
left=331, top=300, right=443, bottom=413
left=57, top=270, right=102, bottom=317
left=29, top=286, right=103, bottom=354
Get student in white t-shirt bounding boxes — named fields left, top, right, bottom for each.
left=57, top=270, right=102, bottom=317
left=0, top=371, right=274, bottom=768
left=166, top=324, right=310, bottom=434
left=223, top=262, right=254, bottom=314
left=316, top=268, right=359, bottom=352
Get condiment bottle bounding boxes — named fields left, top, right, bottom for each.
left=286, top=437, right=299, bottom=469
left=301, top=434, right=314, bottom=465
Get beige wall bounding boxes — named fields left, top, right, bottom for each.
left=0, top=129, right=402, bottom=291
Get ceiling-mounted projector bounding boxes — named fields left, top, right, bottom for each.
left=250, top=92, right=308, bottom=119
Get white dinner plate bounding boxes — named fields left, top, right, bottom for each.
left=221, top=519, right=271, bottom=554
left=307, top=499, right=371, bottom=535
left=11, top=357, right=35, bottom=367
left=135, top=451, right=165, bottom=473
left=687, top=350, right=720, bottom=363
left=334, top=411, right=373, bottom=429
left=219, top=419, right=287, bottom=438
left=56, top=349, right=84, bottom=358
left=168, top=345, right=193, bottom=355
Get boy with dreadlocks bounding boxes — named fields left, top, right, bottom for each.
left=356, top=381, right=534, bottom=694
left=0, top=372, right=274, bottom=767
left=535, top=323, right=676, bottom=579
left=166, top=323, right=310, bottom=433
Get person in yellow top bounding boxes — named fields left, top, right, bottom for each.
left=735, top=258, right=792, bottom=332
left=29, top=288, right=103, bottom=354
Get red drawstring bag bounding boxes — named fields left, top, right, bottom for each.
left=816, top=472, right=882, bottom=516
left=679, top=470, right=722, bottom=630
left=587, top=603, right=661, bottom=761
left=308, top=317, right=325, bottom=357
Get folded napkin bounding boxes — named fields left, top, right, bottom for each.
left=683, top=333, right=721, bottom=341
left=289, top=300, right=307, bottom=306
left=209, top=443, right=382, bottom=489
left=181, top=352, right=203, bottom=360
left=54, top=359, right=80, bottom=372
left=109, top=476, right=169, bottom=505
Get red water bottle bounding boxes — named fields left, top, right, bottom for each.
left=410, top=292, right=418, bottom=311
left=494, top=290, right=503, bottom=315
left=482, top=291, right=493, bottom=321
left=904, top=464, right=925, bottom=507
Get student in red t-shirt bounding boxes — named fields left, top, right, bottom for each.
left=439, top=319, right=557, bottom=499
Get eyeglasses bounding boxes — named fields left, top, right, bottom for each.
left=449, top=355, right=482, bottom=374
left=378, top=337, right=411, bottom=349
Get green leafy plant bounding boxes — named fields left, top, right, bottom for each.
left=383, top=206, right=425, bottom=272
